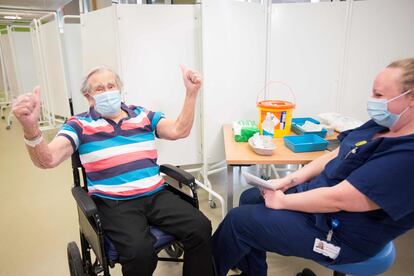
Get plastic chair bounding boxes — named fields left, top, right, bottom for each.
left=67, top=152, right=200, bottom=276
left=326, top=241, right=396, bottom=276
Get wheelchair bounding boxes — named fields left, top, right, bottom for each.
left=67, top=152, right=201, bottom=276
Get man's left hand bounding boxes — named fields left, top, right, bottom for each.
left=180, top=65, right=202, bottom=96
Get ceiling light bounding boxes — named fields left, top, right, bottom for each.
left=4, top=15, right=22, bottom=20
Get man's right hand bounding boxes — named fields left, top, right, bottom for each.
left=12, top=86, right=42, bottom=138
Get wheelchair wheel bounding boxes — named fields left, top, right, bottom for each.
left=164, top=243, right=184, bottom=259
left=67, top=241, right=84, bottom=276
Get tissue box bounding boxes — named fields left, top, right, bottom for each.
left=283, top=134, right=328, bottom=152
left=232, top=120, right=259, bottom=142
left=291, top=117, right=327, bottom=138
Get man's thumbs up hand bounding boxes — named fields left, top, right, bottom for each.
left=12, top=85, right=42, bottom=139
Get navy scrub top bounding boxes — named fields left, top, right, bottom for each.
left=302, top=120, right=414, bottom=257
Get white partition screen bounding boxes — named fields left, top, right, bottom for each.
left=0, top=34, right=19, bottom=98
left=117, top=5, right=202, bottom=166
left=80, top=6, right=120, bottom=74
left=11, top=31, right=38, bottom=95
left=269, top=0, right=414, bottom=122
left=39, top=19, right=71, bottom=118
left=339, top=0, right=414, bottom=121
left=30, top=25, right=48, bottom=109
left=63, top=22, right=88, bottom=115
left=270, top=2, right=347, bottom=118
left=202, top=0, right=267, bottom=163
left=0, top=54, right=4, bottom=95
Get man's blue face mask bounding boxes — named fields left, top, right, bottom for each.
left=93, top=90, right=121, bottom=117
left=367, top=89, right=411, bottom=128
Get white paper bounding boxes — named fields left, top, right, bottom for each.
left=242, top=172, right=277, bottom=191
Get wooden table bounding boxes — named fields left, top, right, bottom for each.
left=223, top=124, right=335, bottom=212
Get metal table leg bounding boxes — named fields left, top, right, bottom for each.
left=226, top=165, right=234, bottom=213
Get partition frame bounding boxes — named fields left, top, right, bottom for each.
left=38, top=12, right=71, bottom=120
left=30, top=18, right=55, bottom=129
left=29, top=12, right=72, bottom=132
left=0, top=29, right=12, bottom=119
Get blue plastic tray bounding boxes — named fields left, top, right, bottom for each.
left=291, top=117, right=327, bottom=138
left=283, top=134, right=328, bottom=153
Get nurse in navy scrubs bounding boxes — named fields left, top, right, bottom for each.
left=213, top=58, right=414, bottom=276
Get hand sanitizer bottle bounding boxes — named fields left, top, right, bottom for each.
left=262, top=112, right=275, bottom=137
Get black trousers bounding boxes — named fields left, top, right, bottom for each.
left=93, top=189, right=213, bottom=276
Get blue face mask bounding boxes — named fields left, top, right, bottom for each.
left=367, top=89, right=411, bottom=128
left=93, top=90, right=121, bottom=117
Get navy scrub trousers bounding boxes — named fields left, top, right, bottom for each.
left=213, top=188, right=338, bottom=276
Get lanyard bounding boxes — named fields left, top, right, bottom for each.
left=344, top=140, right=367, bottom=159
left=326, top=218, right=340, bottom=242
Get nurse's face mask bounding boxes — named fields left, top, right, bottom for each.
left=93, top=90, right=122, bottom=117
left=367, top=89, right=412, bottom=128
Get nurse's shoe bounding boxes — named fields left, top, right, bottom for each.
left=296, top=268, right=317, bottom=276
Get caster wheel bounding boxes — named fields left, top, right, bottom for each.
left=6, top=125, right=11, bottom=130
left=67, top=242, right=84, bottom=276
left=209, top=200, right=217, bottom=209
left=1, top=116, right=4, bottom=119
left=165, top=243, right=184, bottom=259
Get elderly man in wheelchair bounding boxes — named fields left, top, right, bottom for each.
left=12, top=66, right=214, bottom=276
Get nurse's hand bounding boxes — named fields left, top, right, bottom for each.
left=267, top=177, right=293, bottom=192
left=262, top=189, right=285, bottom=210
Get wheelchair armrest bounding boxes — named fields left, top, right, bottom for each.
left=160, top=164, right=195, bottom=188
left=72, top=186, right=98, bottom=218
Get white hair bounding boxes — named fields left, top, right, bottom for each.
left=80, top=66, right=123, bottom=95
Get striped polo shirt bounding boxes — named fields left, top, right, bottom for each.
left=57, top=103, right=166, bottom=200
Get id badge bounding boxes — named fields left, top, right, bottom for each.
left=313, top=238, right=341, bottom=259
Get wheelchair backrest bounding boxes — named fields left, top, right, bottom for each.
left=71, top=151, right=87, bottom=188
